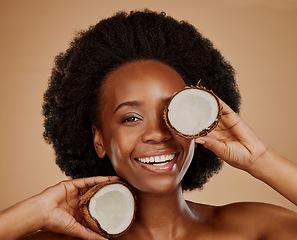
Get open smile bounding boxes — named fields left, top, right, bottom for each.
left=135, top=153, right=178, bottom=173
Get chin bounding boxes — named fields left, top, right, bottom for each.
left=128, top=174, right=183, bottom=195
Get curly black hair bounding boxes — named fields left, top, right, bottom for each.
left=43, top=9, right=241, bottom=191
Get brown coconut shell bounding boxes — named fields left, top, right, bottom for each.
left=163, top=84, right=222, bottom=139
left=78, top=180, right=136, bottom=239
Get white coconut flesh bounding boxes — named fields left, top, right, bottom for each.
left=89, top=183, right=135, bottom=235
left=168, top=88, right=219, bottom=136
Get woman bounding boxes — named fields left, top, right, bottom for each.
left=1, top=10, right=296, bottom=240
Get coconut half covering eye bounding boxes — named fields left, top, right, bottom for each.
left=164, top=84, right=221, bottom=138
left=79, top=180, right=136, bottom=238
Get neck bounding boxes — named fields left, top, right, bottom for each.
left=125, top=184, right=197, bottom=239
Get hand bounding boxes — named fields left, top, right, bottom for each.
left=35, top=176, right=120, bottom=239
left=195, top=99, right=268, bottom=172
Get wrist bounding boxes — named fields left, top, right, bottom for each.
left=28, top=194, right=49, bottom=230
left=247, top=147, right=297, bottom=205
left=248, top=147, right=287, bottom=185
left=17, top=196, right=47, bottom=236
left=247, top=146, right=272, bottom=180
left=0, top=195, right=47, bottom=239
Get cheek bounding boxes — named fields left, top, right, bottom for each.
left=184, top=139, right=195, bottom=166
left=104, top=131, right=136, bottom=175
left=179, top=139, right=195, bottom=178
left=176, top=136, right=195, bottom=162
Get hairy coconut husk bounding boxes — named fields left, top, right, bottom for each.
left=164, top=84, right=222, bottom=139
left=78, top=180, right=136, bottom=238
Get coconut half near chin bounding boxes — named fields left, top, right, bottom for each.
left=164, top=84, right=221, bottom=138
left=78, top=180, right=136, bottom=238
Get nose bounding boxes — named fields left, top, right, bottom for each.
left=141, top=113, right=173, bottom=143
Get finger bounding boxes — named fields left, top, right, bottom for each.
left=218, top=98, right=235, bottom=115
left=216, top=98, right=258, bottom=143
left=71, top=176, right=120, bottom=191
left=218, top=99, right=242, bottom=129
left=206, top=126, right=235, bottom=141
left=196, top=135, right=254, bottom=170
left=195, top=136, right=229, bottom=160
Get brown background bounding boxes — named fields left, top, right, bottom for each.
left=0, top=0, right=296, bottom=211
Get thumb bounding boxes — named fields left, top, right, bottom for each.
left=195, top=136, right=230, bottom=161
left=195, top=136, right=247, bottom=170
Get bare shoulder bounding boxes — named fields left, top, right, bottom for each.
left=187, top=201, right=297, bottom=239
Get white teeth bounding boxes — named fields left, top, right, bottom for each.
left=137, top=154, right=175, bottom=164
left=154, top=162, right=167, bottom=166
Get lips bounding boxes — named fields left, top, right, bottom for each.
left=135, top=153, right=178, bottom=173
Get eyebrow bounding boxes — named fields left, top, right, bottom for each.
left=113, top=96, right=172, bottom=113
left=114, top=101, right=142, bottom=113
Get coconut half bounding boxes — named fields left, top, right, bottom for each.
left=164, top=85, right=221, bottom=138
left=78, top=180, right=136, bottom=238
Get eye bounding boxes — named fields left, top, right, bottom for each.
left=121, top=114, right=142, bottom=125
left=122, top=116, right=138, bottom=123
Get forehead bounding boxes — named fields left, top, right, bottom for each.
left=102, top=60, right=186, bottom=102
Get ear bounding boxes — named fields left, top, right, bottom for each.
left=92, top=125, right=106, bottom=158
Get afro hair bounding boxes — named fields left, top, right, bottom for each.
left=43, top=10, right=241, bottom=191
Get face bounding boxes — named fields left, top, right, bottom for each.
left=93, top=60, right=195, bottom=194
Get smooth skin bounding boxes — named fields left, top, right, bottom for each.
left=0, top=176, right=120, bottom=240
left=196, top=99, right=297, bottom=206
left=92, top=60, right=297, bottom=240
left=93, top=59, right=194, bottom=195
left=0, top=60, right=296, bottom=239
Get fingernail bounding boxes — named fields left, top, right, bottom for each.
left=109, top=176, right=120, bottom=181
left=195, top=139, right=206, bottom=145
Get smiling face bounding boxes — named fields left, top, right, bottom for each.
left=93, top=60, right=195, bottom=194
